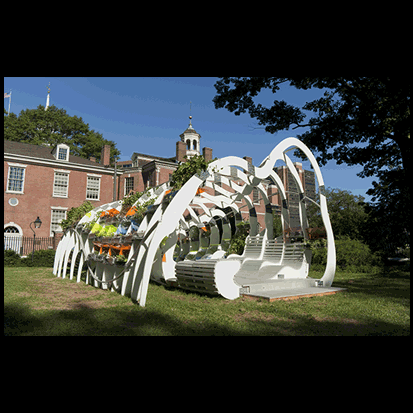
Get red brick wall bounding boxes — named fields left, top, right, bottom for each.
left=118, top=170, right=144, bottom=197
left=4, top=162, right=114, bottom=238
left=158, top=166, right=176, bottom=186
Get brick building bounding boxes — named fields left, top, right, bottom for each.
left=116, top=116, right=213, bottom=198
left=4, top=140, right=119, bottom=241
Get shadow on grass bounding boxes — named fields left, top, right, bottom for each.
left=4, top=301, right=409, bottom=336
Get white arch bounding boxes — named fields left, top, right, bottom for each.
left=4, top=222, right=23, bottom=235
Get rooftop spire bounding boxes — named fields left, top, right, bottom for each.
left=45, top=82, right=50, bottom=111
left=188, top=101, right=193, bottom=129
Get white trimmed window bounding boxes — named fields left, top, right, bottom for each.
left=125, top=177, right=134, bottom=196
left=6, top=163, right=27, bottom=194
left=53, top=171, right=69, bottom=197
left=52, top=143, right=70, bottom=161
left=58, top=147, right=68, bottom=160
left=50, top=209, right=67, bottom=235
left=86, top=176, right=101, bottom=200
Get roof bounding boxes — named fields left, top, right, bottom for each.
left=4, top=140, right=104, bottom=167
left=131, top=152, right=177, bottom=167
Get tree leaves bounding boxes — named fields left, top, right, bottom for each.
left=170, top=154, right=212, bottom=190
left=213, top=77, right=411, bottom=254
left=4, top=104, right=120, bottom=164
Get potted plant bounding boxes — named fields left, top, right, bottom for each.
left=115, top=254, right=128, bottom=266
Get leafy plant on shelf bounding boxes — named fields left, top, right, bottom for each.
left=83, top=218, right=97, bottom=232
left=61, top=201, right=94, bottom=231
left=122, top=188, right=150, bottom=211
left=132, top=198, right=156, bottom=223
left=119, top=189, right=155, bottom=224
left=115, top=254, right=128, bottom=265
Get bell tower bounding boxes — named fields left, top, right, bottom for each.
left=179, top=111, right=201, bottom=159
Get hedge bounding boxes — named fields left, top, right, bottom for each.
left=310, top=237, right=382, bottom=273
left=4, top=249, right=56, bottom=267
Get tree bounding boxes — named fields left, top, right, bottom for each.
left=362, top=167, right=410, bottom=255
left=213, top=77, right=410, bottom=252
left=4, top=104, right=120, bottom=164
left=306, top=187, right=368, bottom=240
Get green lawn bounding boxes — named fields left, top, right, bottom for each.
left=4, top=266, right=410, bottom=336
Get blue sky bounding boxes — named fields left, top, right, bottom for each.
left=4, top=77, right=374, bottom=201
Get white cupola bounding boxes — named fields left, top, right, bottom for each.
left=179, top=115, right=201, bottom=159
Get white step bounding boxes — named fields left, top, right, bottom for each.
left=241, top=286, right=347, bottom=301
left=239, top=278, right=317, bottom=294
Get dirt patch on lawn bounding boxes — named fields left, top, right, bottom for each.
left=232, top=309, right=276, bottom=323
left=28, top=276, right=131, bottom=311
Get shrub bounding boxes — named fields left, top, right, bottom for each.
left=4, top=249, right=22, bottom=266
left=309, top=237, right=382, bottom=273
left=4, top=249, right=56, bottom=267
left=25, top=249, right=56, bottom=267
left=227, top=221, right=250, bottom=256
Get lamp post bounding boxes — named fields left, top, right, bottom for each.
left=29, top=217, right=42, bottom=262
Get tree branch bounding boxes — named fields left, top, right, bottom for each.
left=291, top=123, right=314, bottom=130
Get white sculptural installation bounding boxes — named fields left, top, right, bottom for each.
left=53, top=138, right=338, bottom=307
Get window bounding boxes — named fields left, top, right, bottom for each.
left=193, top=140, right=197, bottom=151
left=53, top=143, right=70, bottom=161
left=4, top=226, right=20, bottom=234
left=125, top=177, right=134, bottom=196
left=86, top=176, right=101, bottom=200
left=186, top=139, right=191, bottom=150
left=6, top=164, right=27, bottom=193
left=53, top=172, right=69, bottom=197
left=58, top=147, right=68, bottom=160
left=50, top=209, right=67, bottom=235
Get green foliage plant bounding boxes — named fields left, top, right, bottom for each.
left=309, top=237, right=382, bottom=273
left=4, top=249, right=56, bottom=267
left=213, top=77, right=410, bottom=258
left=4, top=104, right=120, bottom=164
left=61, top=201, right=94, bottom=231
left=227, top=221, right=250, bottom=256
left=170, top=154, right=213, bottom=190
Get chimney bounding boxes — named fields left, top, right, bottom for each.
left=202, top=147, right=213, bottom=163
left=101, top=145, right=111, bottom=167
left=176, top=140, right=187, bottom=163
left=89, top=156, right=96, bottom=163
left=243, top=156, right=252, bottom=175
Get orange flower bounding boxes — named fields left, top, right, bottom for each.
left=125, top=206, right=137, bottom=216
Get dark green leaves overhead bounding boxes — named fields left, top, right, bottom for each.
left=4, top=104, right=120, bottom=164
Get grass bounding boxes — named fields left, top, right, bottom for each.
left=4, top=266, right=410, bottom=336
